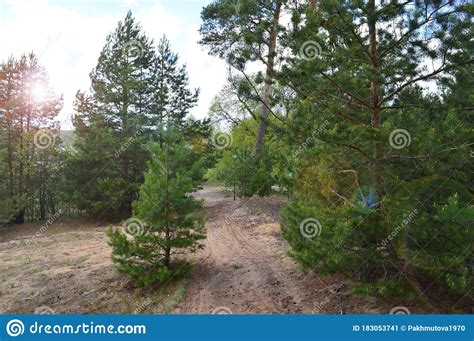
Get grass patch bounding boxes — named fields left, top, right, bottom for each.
left=161, top=279, right=187, bottom=314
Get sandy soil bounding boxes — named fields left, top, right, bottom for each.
left=176, top=187, right=381, bottom=314
left=0, top=219, right=185, bottom=314
left=0, top=186, right=390, bottom=314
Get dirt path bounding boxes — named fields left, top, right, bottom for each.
left=0, top=186, right=382, bottom=314
left=177, top=187, right=380, bottom=314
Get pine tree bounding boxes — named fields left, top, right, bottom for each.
left=277, top=0, right=473, bottom=301
left=279, top=0, right=471, bottom=200
left=200, top=0, right=285, bottom=162
left=107, top=128, right=206, bottom=285
left=66, top=111, right=129, bottom=218
left=70, top=13, right=203, bottom=218
left=70, top=12, right=155, bottom=218
left=0, top=53, right=62, bottom=224
left=152, top=36, right=199, bottom=129
left=0, top=141, right=14, bottom=224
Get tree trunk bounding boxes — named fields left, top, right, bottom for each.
left=39, top=187, right=46, bottom=221
left=164, top=248, right=171, bottom=268
left=14, top=209, right=25, bottom=224
left=253, top=1, right=282, bottom=164
left=48, top=190, right=56, bottom=215
left=6, top=115, right=14, bottom=198
left=17, top=111, right=26, bottom=223
left=368, top=0, right=383, bottom=202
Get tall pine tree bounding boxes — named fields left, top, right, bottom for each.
left=200, top=0, right=285, bottom=162
left=70, top=11, right=155, bottom=218
left=69, top=13, right=202, bottom=218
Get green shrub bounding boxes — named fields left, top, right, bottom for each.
left=387, top=177, right=474, bottom=296
left=215, top=146, right=274, bottom=198
left=107, top=130, right=206, bottom=286
left=282, top=176, right=473, bottom=301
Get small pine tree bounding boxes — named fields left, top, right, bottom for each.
left=107, top=129, right=206, bottom=285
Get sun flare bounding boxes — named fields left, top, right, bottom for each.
left=30, top=84, right=47, bottom=102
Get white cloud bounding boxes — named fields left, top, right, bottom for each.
left=0, top=1, right=227, bottom=129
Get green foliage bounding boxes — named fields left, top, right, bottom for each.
left=107, top=129, right=206, bottom=286
left=0, top=146, right=15, bottom=224
left=152, top=37, right=199, bottom=127
left=271, top=153, right=295, bottom=197
left=211, top=120, right=276, bottom=197
left=0, top=53, right=62, bottom=224
left=0, top=0, right=470, bottom=312
left=219, top=146, right=254, bottom=197
left=250, top=158, right=273, bottom=197
left=200, top=0, right=284, bottom=69
left=274, top=0, right=473, bottom=308
left=68, top=12, right=202, bottom=219
left=388, top=177, right=474, bottom=296
left=65, top=117, right=137, bottom=219
left=282, top=175, right=473, bottom=301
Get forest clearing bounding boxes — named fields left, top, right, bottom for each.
left=0, top=185, right=353, bottom=314
left=0, top=185, right=455, bottom=314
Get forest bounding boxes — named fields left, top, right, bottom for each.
left=0, top=0, right=472, bottom=315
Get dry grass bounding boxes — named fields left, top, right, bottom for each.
left=0, top=218, right=186, bottom=314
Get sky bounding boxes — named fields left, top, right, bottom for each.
left=0, top=0, right=228, bottom=129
